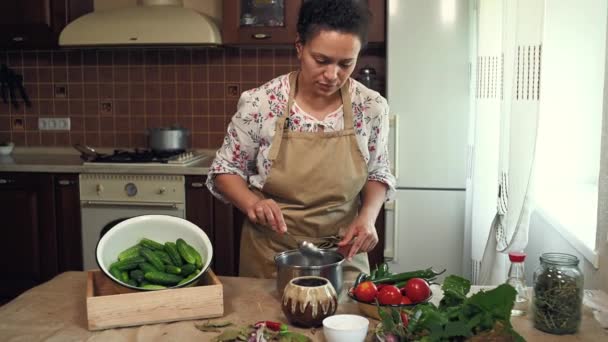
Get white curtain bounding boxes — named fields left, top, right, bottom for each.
left=469, top=0, right=544, bottom=285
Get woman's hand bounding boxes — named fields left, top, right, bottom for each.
left=246, top=198, right=287, bottom=233
left=337, top=215, right=378, bottom=260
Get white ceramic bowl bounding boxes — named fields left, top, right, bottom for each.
left=0, top=142, right=14, bottom=155
left=323, top=314, right=369, bottom=342
left=96, top=215, right=213, bottom=291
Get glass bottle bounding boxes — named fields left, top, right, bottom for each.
left=532, top=253, right=584, bottom=334
left=506, top=251, right=527, bottom=316
left=355, top=65, right=379, bottom=91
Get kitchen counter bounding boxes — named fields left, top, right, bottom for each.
left=0, top=147, right=216, bottom=175
left=0, top=272, right=606, bottom=341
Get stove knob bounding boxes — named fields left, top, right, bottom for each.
left=158, top=187, right=166, bottom=195
left=96, top=184, right=104, bottom=195
left=125, top=183, right=138, bottom=197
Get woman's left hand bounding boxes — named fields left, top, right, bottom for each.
left=336, top=215, right=378, bottom=260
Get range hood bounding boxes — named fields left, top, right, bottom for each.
left=59, top=0, right=221, bottom=47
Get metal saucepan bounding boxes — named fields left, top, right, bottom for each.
left=74, top=143, right=103, bottom=161
left=146, top=126, right=190, bottom=153
left=275, top=249, right=344, bottom=295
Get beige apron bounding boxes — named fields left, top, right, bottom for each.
left=239, top=72, right=370, bottom=282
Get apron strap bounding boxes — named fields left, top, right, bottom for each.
left=268, top=71, right=298, bottom=161
left=340, top=80, right=354, bottom=131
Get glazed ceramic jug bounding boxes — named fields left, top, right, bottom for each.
left=281, top=276, right=338, bottom=327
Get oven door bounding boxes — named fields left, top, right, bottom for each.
left=80, top=201, right=185, bottom=271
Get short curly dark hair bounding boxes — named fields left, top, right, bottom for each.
left=297, top=0, right=371, bottom=47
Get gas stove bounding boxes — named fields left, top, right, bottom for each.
left=82, top=149, right=207, bottom=166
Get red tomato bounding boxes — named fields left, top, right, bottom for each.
left=377, top=285, right=402, bottom=305
left=399, top=286, right=407, bottom=297
left=400, top=296, right=412, bottom=305
left=404, top=278, right=431, bottom=303
left=376, top=283, right=389, bottom=292
left=400, top=311, right=409, bottom=327
left=354, top=281, right=378, bottom=303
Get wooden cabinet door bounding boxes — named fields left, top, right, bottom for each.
left=54, top=174, right=82, bottom=272
left=185, top=176, right=215, bottom=268
left=0, top=0, right=93, bottom=49
left=223, top=0, right=302, bottom=45
left=0, top=173, right=57, bottom=301
left=367, top=0, right=386, bottom=44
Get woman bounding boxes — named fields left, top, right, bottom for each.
left=206, top=0, right=395, bottom=279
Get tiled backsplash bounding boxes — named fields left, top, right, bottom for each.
left=0, top=47, right=385, bottom=149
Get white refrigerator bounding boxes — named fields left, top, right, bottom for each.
left=384, top=0, right=471, bottom=278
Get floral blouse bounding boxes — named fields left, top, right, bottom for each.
left=206, top=74, right=396, bottom=202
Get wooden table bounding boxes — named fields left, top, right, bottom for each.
left=0, top=272, right=606, bottom=341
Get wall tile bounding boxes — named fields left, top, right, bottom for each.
left=83, top=67, right=98, bottom=82
left=3, top=46, right=386, bottom=148
left=38, top=68, right=53, bottom=83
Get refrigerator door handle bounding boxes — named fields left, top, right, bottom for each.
left=383, top=200, right=398, bottom=262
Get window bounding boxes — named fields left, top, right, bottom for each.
left=533, top=0, right=606, bottom=267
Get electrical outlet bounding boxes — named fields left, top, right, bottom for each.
left=38, top=117, right=71, bottom=131
left=54, top=84, right=67, bottom=98
left=100, top=100, right=113, bottom=115
left=227, top=84, right=240, bottom=98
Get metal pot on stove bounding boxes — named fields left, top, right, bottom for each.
left=146, top=125, right=190, bottom=153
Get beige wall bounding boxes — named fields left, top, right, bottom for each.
left=93, top=0, right=222, bottom=22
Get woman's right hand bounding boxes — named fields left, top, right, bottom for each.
left=247, top=198, right=287, bottom=233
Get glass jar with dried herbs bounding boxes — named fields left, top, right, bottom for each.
left=532, top=253, right=584, bottom=334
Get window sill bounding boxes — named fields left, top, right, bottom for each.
left=533, top=185, right=599, bottom=268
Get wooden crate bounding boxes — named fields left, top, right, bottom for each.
left=86, top=269, right=224, bottom=330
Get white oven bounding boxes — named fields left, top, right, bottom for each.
left=79, top=174, right=186, bottom=270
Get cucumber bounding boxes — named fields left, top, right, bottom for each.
left=164, top=242, right=183, bottom=266
left=117, top=245, right=141, bottom=261
left=144, top=271, right=184, bottom=286
left=141, top=284, right=167, bottom=290
left=140, top=238, right=165, bottom=251
left=140, top=247, right=164, bottom=271
left=126, top=279, right=138, bottom=287
left=154, top=250, right=174, bottom=266
left=112, top=256, right=146, bottom=271
left=129, top=269, right=145, bottom=283
left=186, top=244, right=204, bottom=269
left=176, top=238, right=196, bottom=264
left=109, top=266, right=122, bottom=280
left=138, top=262, right=159, bottom=274
left=165, top=265, right=182, bottom=275
left=180, top=263, right=196, bottom=276
left=120, top=271, right=130, bottom=283
left=177, top=272, right=199, bottom=286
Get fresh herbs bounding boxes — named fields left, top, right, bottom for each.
left=378, top=275, right=525, bottom=341
left=196, top=320, right=311, bottom=342
left=532, top=265, right=583, bottom=334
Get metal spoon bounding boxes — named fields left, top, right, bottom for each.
left=298, top=240, right=324, bottom=258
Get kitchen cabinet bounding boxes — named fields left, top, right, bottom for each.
left=185, top=176, right=216, bottom=267
left=222, top=0, right=385, bottom=45
left=367, top=0, right=386, bottom=44
left=222, top=0, right=302, bottom=45
left=0, top=0, right=93, bottom=49
left=0, top=173, right=58, bottom=303
left=185, top=175, right=242, bottom=277
left=0, top=172, right=82, bottom=304
left=54, top=174, right=82, bottom=272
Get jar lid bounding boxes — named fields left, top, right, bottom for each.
left=508, top=252, right=526, bottom=262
